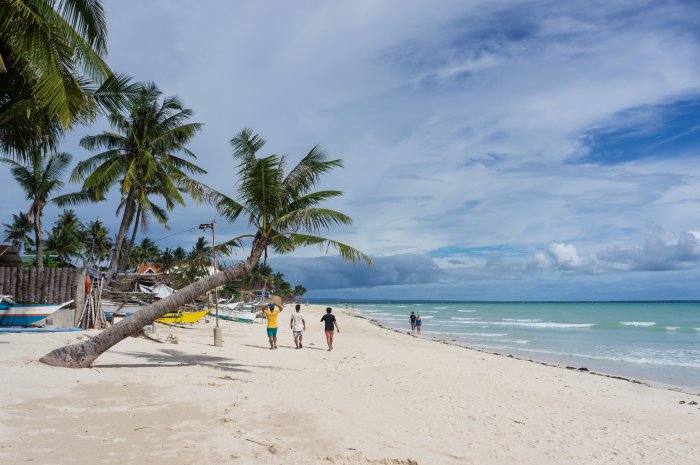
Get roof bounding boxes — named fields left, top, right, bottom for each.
left=136, top=263, right=162, bottom=274
left=0, top=245, right=22, bottom=266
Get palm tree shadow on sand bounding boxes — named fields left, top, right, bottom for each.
left=95, top=348, right=288, bottom=372
left=240, top=343, right=326, bottom=352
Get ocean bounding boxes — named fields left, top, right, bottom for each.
left=328, top=301, right=700, bottom=392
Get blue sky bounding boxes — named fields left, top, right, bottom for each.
left=3, top=0, right=700, bottom=300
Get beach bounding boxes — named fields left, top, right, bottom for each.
left=1, top=304, right=699, bottom=465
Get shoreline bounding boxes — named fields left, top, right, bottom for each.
left=341, top=302, right=700, bottom=395
left=349, top=310, right=700, bottom=396
left=2, top=303, right=699, bottom=465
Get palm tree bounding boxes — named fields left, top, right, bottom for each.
left=178, top=237, right=211, bottom=285
left=1, top=149, right=72, bottom=272
left=243, top=262, right=273, bottom=289
left=293, top=284, right=307, bottom=299
left=0, top=0, right=134, bottom=157
left=83, top=219, right=112, bottom=268
left=156, top=247, right=178, bottom=275
left=44, top=209, right=84, bottom=265
left=3, top=211, right=34, bottom=252
left=129, top=237, right=160, bottom=269
left=272, top=272, right=292, bottom=297
left=72, top=82, right=206, bottom=281
left=119, top=183, right=170, bottom=273
left=39, top=128, right=371, bottom=368
left=172, top=246, right=187, bottom=262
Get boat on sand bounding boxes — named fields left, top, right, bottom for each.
left=156, top=308, right=211, bottom=324
left=0, top=295, right=73, bottom=327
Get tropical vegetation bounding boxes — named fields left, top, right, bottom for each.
left=0, top=1, right=369, bottom=369
left=0, top=0, right=134, bottom=157
left=40, top=128, right=370, bottom=367
left=1, top=149, right=73, bottom=271
left=2, top=211, right=34, bottom=252
left=71, top=81, right=207, bottom=281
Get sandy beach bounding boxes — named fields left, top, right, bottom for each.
left=1, top=304, right=699, bottom=465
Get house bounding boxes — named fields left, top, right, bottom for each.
left=0, top=244, right=21, bottom=267
left=135, top=263, right=162, bottom=275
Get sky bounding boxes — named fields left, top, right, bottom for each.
left=4, top=0, right=700, bottom=300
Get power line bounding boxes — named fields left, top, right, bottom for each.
left=151, top=226, right=198, bottom=243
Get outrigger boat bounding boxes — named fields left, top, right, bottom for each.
left=212, top=299, right=263, bottom=323
left=214, top=306, right=258, bottom=323
left=156, top=308, right=211, bottom=324
left=0, top=295, right=73, bottom=327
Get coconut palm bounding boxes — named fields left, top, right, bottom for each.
left=156, top=247, right=178, bottom=275
left=72, top=82, right=206, bottom=281
left=39, top=128, right=371, bottom=368
left=3, top=211, right=34, bottom=252
left=83, top=219, right=112, bottom=268
left=44, top=209, right=84, bottom=264
left=177, top=237, right=211, bottom=285
left=172, top=246, right=187, bottom=262
left=1, top=149, right=73, bottom=271
left=119, top=183, right=171, bottom=274
left=129, top=237, right=160, bottom=268
left=243, top=262, right=273, bottom=289
left=0, top=0, right=134, bottom=157
left=293, top=284, right=307, bottom=298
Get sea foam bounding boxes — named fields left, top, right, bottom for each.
left=620, top=321, right=656, bottom=327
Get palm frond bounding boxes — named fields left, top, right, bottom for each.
left=285, top=233, right=373, bottom=265
left=273, top=208, right=352, bottom=233
left=230, top=127, right=266, bottom=174
left=215, top=196, right=247, bottom=224
left=283, top=145, right=343, bottom=195
left=52, top=188, right=102, bottom=206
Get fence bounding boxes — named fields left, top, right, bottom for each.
left=0, top=267, right=79, bottom=303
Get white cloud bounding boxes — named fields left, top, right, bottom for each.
left=546, top=242, right=585, bottom=270
left=3, top=1, right=700, bottom=298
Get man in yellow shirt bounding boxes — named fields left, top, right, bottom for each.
left=262, top=303, right=283, bottom=349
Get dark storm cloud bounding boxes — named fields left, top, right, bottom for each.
left=270, top=254, right=442, bottom=290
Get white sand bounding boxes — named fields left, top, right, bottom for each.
left=1, top=304, right=698, bottom=465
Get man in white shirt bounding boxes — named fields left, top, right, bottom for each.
left=290, top=304, right=306, bottom=349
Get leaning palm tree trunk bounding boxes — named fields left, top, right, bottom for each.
left=40, top=243, right=266, bottom=368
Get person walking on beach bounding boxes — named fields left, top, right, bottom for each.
left=321, top=307, right=340, bottom=351
left=410, top=311, right=417, bottom=332
left=290, top=304, right=306, bottom=349
left=415, top=314, right=422, bottom=334
left=263, top=302, right=283, bottom=349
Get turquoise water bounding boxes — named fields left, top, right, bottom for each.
left=338, top=301, right=700, bottom=391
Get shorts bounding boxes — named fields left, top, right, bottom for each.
left=266, top=327, right=278, bottom=337
left=325, top=330, right=334, bottom=338
left=293, top=330, right=303, bottom=338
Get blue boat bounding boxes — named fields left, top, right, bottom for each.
left=0, top=296, right=73, bottom=327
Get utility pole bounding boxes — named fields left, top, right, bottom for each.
left=199, top=219, right=221, bottom=347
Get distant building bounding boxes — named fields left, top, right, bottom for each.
left=0, top=245, right=21, bottom=267
left=135, top=263, right=162, bottom=275
left=18, top=253, right=70, bottom=267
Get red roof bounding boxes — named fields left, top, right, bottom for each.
left=136, top=263, right=161, bottom=274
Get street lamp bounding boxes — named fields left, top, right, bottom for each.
left=199, top=219, right=222, bottom=347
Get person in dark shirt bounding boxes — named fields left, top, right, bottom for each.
left=320, top=307, right=340, bottom=351
left=410, top=311, right=417, bottom=332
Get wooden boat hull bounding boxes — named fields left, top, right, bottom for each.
left=156, top=308, right=210, bottom=324
left=0, top=300, right=73, bottom=327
